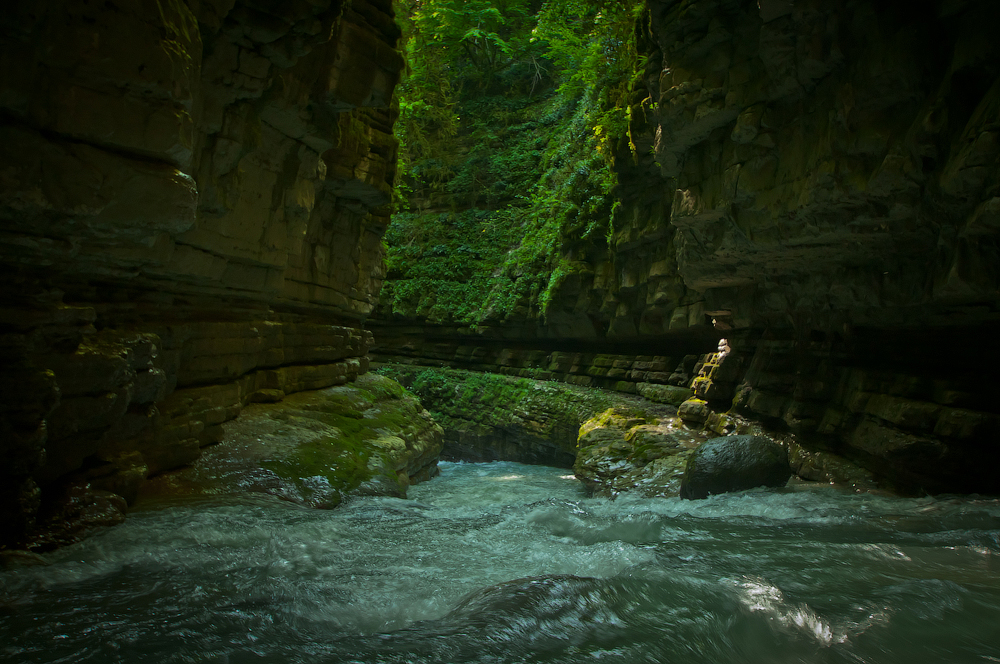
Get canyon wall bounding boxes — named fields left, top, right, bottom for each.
left=636, top=0, right=1000, bottom=493
left=3, top=0, right=998, bottom=550
left=375, top=0, right=1000, bottom=495
left=0, top=0, right=402, bottom=547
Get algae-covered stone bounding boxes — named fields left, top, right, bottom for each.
left=680, top=435, right=790, bottom=500
left=382, top=366, right=661, bottom=467
left=140, top=374, right=443, bottom=508
left=574, top=407, right=710, bottom=498
left=678, top=397, right=711, bottom=424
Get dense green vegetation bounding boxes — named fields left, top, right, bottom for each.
left=377, top=364, right=658, bottom=457
left=382, top=0, right=644, bottom=325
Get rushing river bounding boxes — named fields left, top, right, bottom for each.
left=2, top=461, right=1000, bottom=663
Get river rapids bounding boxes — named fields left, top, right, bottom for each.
left=2, top=461, right=999, bottom=663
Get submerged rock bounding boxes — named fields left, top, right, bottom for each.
left=679, top=435, right=791, bottom=500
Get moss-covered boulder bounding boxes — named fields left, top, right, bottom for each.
left=679, top=435, right=791, bottom=500
left=379, top=365, right=664, bottom=467
left=140, top=374, right=443, bottom=508
left=574, top=407, right=711, bottom=498
left=677, top=397, right=711, bottom=424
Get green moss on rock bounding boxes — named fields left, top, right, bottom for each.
left=378, top=364, right=672, bottom=466
left=261, top=433, right=374, bottom=508
left=140, top=374, right=443, bottom=508
left=574, top=408, right=712, bottom=498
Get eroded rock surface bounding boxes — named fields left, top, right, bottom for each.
left=141, top=374, right=443, bottom=508
left=679, top=435, right=791, bottom=500
left=574, top=407, right=711, bottom=498
left=0, top=0, right=403, bottom=548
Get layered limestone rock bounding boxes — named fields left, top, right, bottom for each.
left=0, top=0, right=404, bottom=548
left=376, top=0, right=1000, bottom=496
left=644, top=0, right=1000, bottom=332
left=374, top=339, right=706, bottom=395
left=626, top=0, right=1000, bottom=494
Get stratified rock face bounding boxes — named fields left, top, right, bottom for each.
left=679, top=435, right=790, bottom=500
left=643, top=0, right=1000, bottom=332
left=0, top=0, right=400, bottom=315
left=0, top=0, right=403, bottom=547
left=376, top=0, right=1000, bottom=496
left=637, top=0, right=1000, bottom=494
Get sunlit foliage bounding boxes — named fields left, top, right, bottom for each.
left=384, top=0, right=644, bottom=325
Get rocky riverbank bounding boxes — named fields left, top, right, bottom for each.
left=14, top=374, right=443, bottom=552
left=376, top=364, right=879, bottom=500
left=141, top=373, right=443, bottom=509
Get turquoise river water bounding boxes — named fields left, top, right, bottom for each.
left=2, top=461, right=1000, bottom=663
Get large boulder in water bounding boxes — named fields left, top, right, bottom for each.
left=574, top=408, right=711, bottom=498
left=680, top=435, right=790, bottom=499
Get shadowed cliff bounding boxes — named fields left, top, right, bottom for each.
left=0, top=0, right=404, bottom=548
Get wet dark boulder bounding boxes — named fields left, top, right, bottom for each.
left=680, top=435, right=790, bottom=500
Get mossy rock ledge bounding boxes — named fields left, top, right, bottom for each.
left=140, top=374, right=444, bottom=508
left=380, top=365, right=678, bottom=468
left=375, top=365, right=885, bottom=499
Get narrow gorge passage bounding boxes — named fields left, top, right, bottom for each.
left=3, top=461, right=999, bottom=663
left=3, top=0, right=1000, bottom=660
